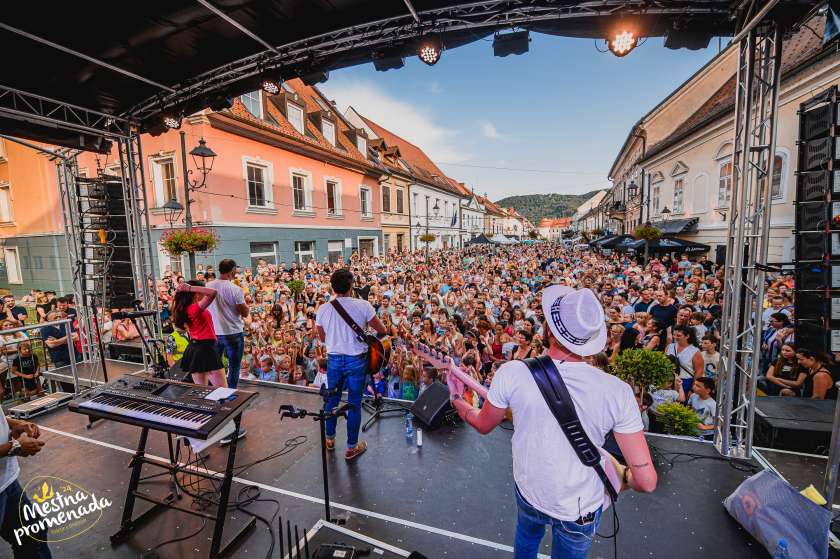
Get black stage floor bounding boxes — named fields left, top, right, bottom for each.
left=42, top=359, right=145, bottom=388
left=7, top=383, right=798, bottom=558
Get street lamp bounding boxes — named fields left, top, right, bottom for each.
left=660, top=206, right=671, bottom=221
left=180, top=133, right=217, bottom=277
left=162, top=198, right=184, bottom=226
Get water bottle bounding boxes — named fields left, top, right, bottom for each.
left=405, top=411, right=415, bottom=439
left=773, top=539, right=789, bottom=559
left=416, top=428, right=423, bottom=447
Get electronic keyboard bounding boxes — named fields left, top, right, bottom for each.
left=69, top=375, right=257, bottom=439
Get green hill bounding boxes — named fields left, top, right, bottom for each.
left=496, top=191, right=602, bottom=225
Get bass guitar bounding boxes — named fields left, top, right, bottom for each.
left=411, top=343, right=623, bottom=507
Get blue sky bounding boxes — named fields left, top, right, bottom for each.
left=322, top=33, right=723, bottom=201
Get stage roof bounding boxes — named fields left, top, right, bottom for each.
left=0, top=1, right=823, bottom=150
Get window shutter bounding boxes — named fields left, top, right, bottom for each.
left=152, top=161, right=164, bottom=206
left=305, top=176, right=313, bottom=209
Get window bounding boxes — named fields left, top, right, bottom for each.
left=328, top=241, right=344, bottom=264
left=359, top=186, right=372, bottom=218
left=247, top=163, right=267, bottom=207
left=291, top=171, right=313, bottom=212
left=673, top=178, right=684, bottom=213
left=771, top=153, right=786, bottom=200
left=294, top=241, right=315, bottom=263
left=396, top=233, right=405, bottom=252
left=3, top=247, right=21, bottom=284
left=0, top=139, right=6, bottom=161
left=357, top=136, right=367, bottom=155
left=249, top=242, right=277, bottom=269
left=287, top=103, right=304, bottom=134
left=718, top=160, right=732, bottom=208
left=382, top=186, right=391, bottom=213
left=396, top=188, right=404, bottom=214
left=152, top=157, right=177, bottom=205
left=0, top=184, right=12, bottom=223
left=693, top=174, right=708, bottom=213
left=652, top=184, right=661, bottom=214
left=326, top=180, right=341, bottom=216
left=240, top=91, right=262, bottom=118
left=322, top=120, right=336, bottom=146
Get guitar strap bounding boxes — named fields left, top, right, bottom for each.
left=331, top=299, right=367, bottom=344
left=522, top=355, right=619, bottom=503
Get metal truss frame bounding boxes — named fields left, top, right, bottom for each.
left=714, top=21, right=783, bottom=458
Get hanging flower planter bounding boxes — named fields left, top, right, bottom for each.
left=632, top=225, right=662, bottom=241
left=419, top=232, right=437, bottom=244
left=160, top=228, right=218, bottom=257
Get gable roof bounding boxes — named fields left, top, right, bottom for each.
left=645, top=15, right=828, bottom=161
left=358, top=116, right=462, bottom=196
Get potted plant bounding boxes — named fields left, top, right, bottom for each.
left=655, top=402, right=700, bottom=436
left=591, top=228, right=604, bottom=237
left=610, top=348, right=675, bottom=398
left=160, top=228, right=218, bottom=257
left=632, top=225, right=662, bottom=241
left=286, top=279, right=304, bottom=298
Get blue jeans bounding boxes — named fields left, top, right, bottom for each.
left=0, top=480, right=52, bottom=559
left=514, top=485, right=601, bottom=559
left=216, top=332, right=245, bottom=388
left=325, top=353, right=368, bottom=449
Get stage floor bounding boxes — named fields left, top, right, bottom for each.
left=9, top=383, right=790, bottom=558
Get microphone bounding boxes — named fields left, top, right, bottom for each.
left=112, top=309, right=158, bottom=320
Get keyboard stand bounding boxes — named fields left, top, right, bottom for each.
left=110, top=415, right=255, bottom=558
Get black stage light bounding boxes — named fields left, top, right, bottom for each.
left=417, top=34, right=443, bottom=66
left=493, top=30, right=530, bottom=57
left=261, top=78, right=281, bottom=95
left=372, top=51, right=405, bottom=72
left=162, top=112, right=183, bottom=130
left=301, top=70, right=329, bottom=85
left=209, top=95, right=234, bottom=112
left=608, top=30, right=639, bottom=57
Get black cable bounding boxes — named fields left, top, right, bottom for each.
left=649, top=442, right=760, bottom=474
left=141, top=519, right=207, bottom=558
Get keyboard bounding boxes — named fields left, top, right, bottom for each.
left=69, top=375, right=257, bottom=439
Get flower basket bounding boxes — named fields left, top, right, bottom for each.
left=633, top=225, right=662, bottom=241
left=160, top=228, right=218, bottom=257
left=419, top=232, right=436, bottom=244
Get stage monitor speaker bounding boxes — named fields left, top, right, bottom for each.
left=411, top=382, right=452, bottom=429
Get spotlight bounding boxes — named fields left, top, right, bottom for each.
left=417, top=34, right=443, bottom=66
left=493, top=30, right=530, bottom=57
left=300, top=70, right=329, bottom=85
left=608, top=31, right=638, bottom=57
left=209, top=95, right=234, bottom=112
left=372, top=51, right=405, bottom=72
left=261, top=78, right=281, bottom=95
left=162, top=113, right=182, bottom=130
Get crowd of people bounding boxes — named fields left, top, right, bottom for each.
left=0, top=241, right=828, bottom=433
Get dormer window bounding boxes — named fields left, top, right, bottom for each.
left=322, top=120, right=336, bottom=146
left=287, top=103, right=304, bottom=134
left=241, top=91, right=262, bottom=119
left=357, top=136, right=367, bottom=155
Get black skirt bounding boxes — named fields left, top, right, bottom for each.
left=181, top=339, right=223, bottom=374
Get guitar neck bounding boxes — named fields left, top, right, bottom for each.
left=411, top=347, right=488, bottom=399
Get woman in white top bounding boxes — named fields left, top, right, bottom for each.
left=666, top=325, right=704, bottom=395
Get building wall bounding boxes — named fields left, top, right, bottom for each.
left=0, top=234, right=71, bottom=296
left=408, top=183, right=462, bottom=250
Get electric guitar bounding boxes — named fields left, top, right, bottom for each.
left=411, top=343, right=624, bottom=507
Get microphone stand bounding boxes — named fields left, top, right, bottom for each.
left=280, top=395, right=352, bottom=524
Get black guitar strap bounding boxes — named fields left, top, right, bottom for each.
left=522, top=355, right=619, bottom=502
left=331, top=299, right=367, bottom=344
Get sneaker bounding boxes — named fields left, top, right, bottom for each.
left=220, top=427, right=247, bottom=446
left=344, top=440, right=367, bottom=461
left=325, top=438, right=335, bottom=451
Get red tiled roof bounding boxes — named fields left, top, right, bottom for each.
left=540, top=217, right=573, bottom=228
left=360, top=116, right=462, bottom=196
left=646, top=16, right=827, bottom=159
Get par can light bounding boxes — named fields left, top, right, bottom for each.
left=609, top=31, right=639, bottom=57
left=417, top=34, right=443, bottom=66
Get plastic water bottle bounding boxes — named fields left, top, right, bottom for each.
left=416, top=428, right=423, bottom=447
left=773, top=539, right=790, bottom=559
left=405, top=411, right=415, bottom=439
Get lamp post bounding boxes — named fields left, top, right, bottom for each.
left=425, top=197, right=440, bottom=264
left=179, top=133, right=216, bottom=278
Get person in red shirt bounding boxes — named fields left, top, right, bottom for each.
left=171, top=281, right=226, bottom=387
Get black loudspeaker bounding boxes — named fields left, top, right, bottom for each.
left=715, top=244, right=727, bottom=266
left=411, top=382, right=453, bottom=429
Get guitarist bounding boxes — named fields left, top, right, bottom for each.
left=316, top=269, right=386, bottom=461
left=447, top=285, right=657, bottom=559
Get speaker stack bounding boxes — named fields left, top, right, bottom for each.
left=75, top=175, right=136, bottom=310
left=794, top=86, right=840, bottom=354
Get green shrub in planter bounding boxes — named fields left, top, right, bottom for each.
left=655, top=402, right=700, bottom=436
left=286, top=279, right=304, bottom=297
left=610, top=348, right=674, bottom=395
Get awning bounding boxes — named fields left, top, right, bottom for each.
left=490, top=234, right=517, bottom=245
left=589, top=235, right=616, bottom=247
left=599, top=234, right=636, bottom=249
left=618, top=236, right=711, bottom=254
left=465, top=234, right=494, bottom=245
left=648, top=217, right=699, bottom=235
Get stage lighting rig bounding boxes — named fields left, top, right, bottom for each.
left=417, top=34, right=443, bottom=66
left=608, top=30, right=639, bottom=57
left=493, top=30, right=530, bottom=57
left=162, top=112, right=183, bottom=130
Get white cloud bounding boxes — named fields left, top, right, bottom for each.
left=480, top=120, right=508, bottom=141
left=321, top=79, right=469, bottom=163
left=425, top=80, right=444, bottom=95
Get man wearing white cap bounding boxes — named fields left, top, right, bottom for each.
left=447, top=285, right=657, bottom=559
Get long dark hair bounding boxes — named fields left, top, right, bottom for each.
left=171, top=280, right=204, bottom=330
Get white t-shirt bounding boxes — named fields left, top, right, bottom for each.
left=206, top=279, right=246, bottom=335
left=666, top=343, right=700, bottom=380
left=0, top=408, right=20, bottom=493
left=487, top=359, right=642, bottom=521
left=316, top=297, right=375, bottom=355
